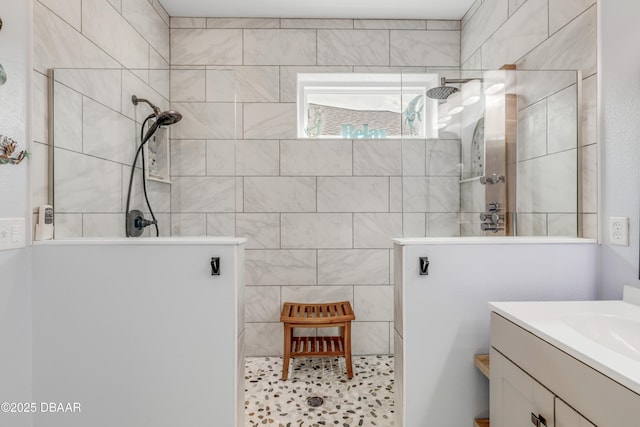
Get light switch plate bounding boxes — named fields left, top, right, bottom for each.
left=0, top=218, right=25, bottom=250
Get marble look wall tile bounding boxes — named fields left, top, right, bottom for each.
left=402, top=140, right=426, bottom=176
left=509, top=0, right=528, bottom=16
left=32, top=71, right=48, bottom=144
left=580, top=144, right=597, bottom=214
left=428, top=20, right=461, bottom=31
left=236, top=213, right=280, bottom=249
left=82, top=214, right=124, bottom=237
left=170, top=177, right=236, bottom=212
left=227, top=67, right=280, bottom=103
left=517, top=213, right=547, bottom=236
left=279, top=66, right=353, bottom=102
left=245, top=323, right=283, bottom=357
left=170, top=17, right=206, bottom=29
left=53, top=214, right=83, bottom=238
left=460, top=181, right=484, bottom=213
left=426, top=139, right=461, bottom=176
left=548, top=214, right=578, bottom=237
left=244, top=30, right=316, bottom=65
left=236, top=177, right=244, bottom=212
left=581, top=213, right=597, bottom=239
left=32, top=142, right=49, bottom=210
left=206, top=140, right=235, bottom=176
left=171, top=102, right=236, bottom=139
left=582, top=75, right=597, bottom=146
left=151, top=0, right=170, bottom=26
left=427, top=213, right=461, bottom=237
left=281, top=286, right=353, bottom=306
left=106, top=0, right=121, bottom=12
left=318, top=249, right=389, bottom=285
left=403, top=213, right=426, bottom=237
left=236, top=140, right=280, bottom=176
left=354, top=286, right=393, bottom=321
left=518, top=149, right=577, bottom=213
left=245, top=286, right=281, bottom=322
left=281, top=213, right=353, bottom=249
left=462, top=0, right=482, bottom=28
left=389, top=177, right=402, bottom=213
left=122, top=0, right=170, bottom=62
left=355, top=19, right=426, bottom=30
left=402, top=177, right=460, bottom=212
left=460, top=212, right=481, bottom=236
left=170, top=140, right=206, bottom=176
left=461, top=0, right=508, bottom=63
left=481, top=0, right=548, bottom=70
left=54, top=148, right=122, bottom=213
left=280, top=140, right=352, bottom=176
left=145, top=180, right=171, bottom=213
left=549, top=0, right=595, bottom=35
left=171, top=69, right=206, bottom=102
left=170, top=213, right=207, bottom=236
left=353, top=213, right=402, bottom=249
left=122, top=70, right=169, bottom=122
left=518, top=6, right=596, bottom=76
left=515, top=70, right=577, bottom=110
left=517, top=100, right=547, bottom=161
left=281, top=19, right=353, bottom=29
left=207, top=18, right=280, bottom=29
left=171, top=29, right=243, bottom=65
left=244, top=103, right=296, bottom=140
left=548, top=85, right=578, bottom=154
left=245, top=250, right=317, bottom=286
left=83, top=98, right=136, bottom=165
left=82, top=0, right=149, bottom=69
left=34, top=2, right=119, bottom=73
left=39, top=0, right=82, bottom=31
left=352, top=322, right=390, bottom=355
left=318, top=30, right=389, bottom=66
left=391, top=31, right=460, bottom=67
left=204, top=69, right=236, bottom=102
left=353, top=140, right=402, bottom=176
left=53, top=83, right=82, bottom=152
left=54, top=68, right=122, bottom=113
left=317, top=177, right=389, bottom=213
left=461, top=49, right=482, bottom=71
left=244, top=177, right=316, bottom=213
left=205, top=213, right=236, bottom=236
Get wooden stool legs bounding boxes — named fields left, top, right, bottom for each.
left=282, top=324, right=293, bottom=380
left=343, top=322, right=354, bottom=379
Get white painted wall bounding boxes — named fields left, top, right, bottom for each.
left=394, top=238, right=599, bottom=427
left=0, top=2, right=32, bottom=427
left=598, top=1, right=640, bottom=298
left=31, top=240, right=245, bottom=427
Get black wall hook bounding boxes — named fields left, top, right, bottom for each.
left=419, top=257, right=429, bottom=275
left=210, top=257, right=220, bottom=276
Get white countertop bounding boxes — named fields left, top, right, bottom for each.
left=393, top=237, right=597, bottom=245
left=33, top=236, right=247, bottom=245
left=490, top=300, right=640, bottom=395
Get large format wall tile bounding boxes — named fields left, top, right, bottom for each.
left=318, top=249, right=389, bottom=285
left=279, top=66, right=352, bottom=102
left=354, top=286, right=393, bottom=321
left=171, top=69, right=206, bottom=102
left=402, top=177, right=460, bottom=212
left=317, top=177, right=389, bottom=212
left=236, top=140, right=280, bottom=176
left=54, top=68, right=122, bottom=113
left=53, top=83, right=83, bottom=152
left=170, top=213, right=207, bottom=236
left=244, top=29, right=316, bottom=65
left=245, top=250, right=317, bottom=286
left=318, top=30, right=389, bottom=66
left=122, top=0, right=170, bottom=62
left=481, top=0, right=548, bottom=70
left=123, top=69, right=170, bottom=122
left=245, top=323, right=283, bottom=356
left=206, top=140, right=235, bottom=176
left=352, top=322, right=390, bottom=355
left=236, top=213, right=281, bottom=249
left=549, top=0, right=596, bottom=35
left=281, top=213, right=353, bottom=249
left=171, top=140, right=206, bottom=176
left=82, top=0, right=150, bottom=69
left=282, top=19, right=353, bottom=29
left=391, top=31, right=460, bottom=67
left=228, top=67, right=280, bottom=103
left=355, top=20, right=426, bottom=30
left=207, top=18, right=280, bottom=29
left=461, top=0, right=509, bottom=63
left=353, top=140, right=402, bottom=176
left=39, top=0, right=82, bottom=30
left=517, top=100, right=547, bottom=161
left=170, top=177, right=236, bottom=212
left=281, top=286, right=354, bottom=306
left=204, top=69, right=236, bottom=102
left=244, top=177, right=316, bottom=213
left=171, top=102, right=236, bottom=139
left=170, top=17, right=206, bottom=29
left=171, top=29, right=243, bottom=65
left=547, top=85, right=578, bottom=154
left=82, top=97, right=136, bottom=165
left=280, top=140, right=353, bottom=176
left=245, top=286, right=281, bottom=322
left=426, top=139, right=461, bottom=176
left=353, top=213, right=402, bottom=249
left=206, top=213, right=236, bottom=236
left=244, top=103, right=297, bottom=140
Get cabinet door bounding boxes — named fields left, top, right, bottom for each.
left=556, top=398, right=596, bottom=427
left=491, top=349, right=555, bottom=427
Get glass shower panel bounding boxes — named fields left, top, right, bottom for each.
left=400, top=69, right=580, bottom=238
left=49, top=68, right=237, bottom=238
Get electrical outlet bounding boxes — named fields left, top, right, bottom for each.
left=0, top=218, right=25, bottom=251
left=609, top=217, right=629, bottom=246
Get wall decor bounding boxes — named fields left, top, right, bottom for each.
left=0, top=64, right=6, bottom=86
left=0, top=134, right=30, bottom=165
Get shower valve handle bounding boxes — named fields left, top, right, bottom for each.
left=479, top=173, right=505, bottom=185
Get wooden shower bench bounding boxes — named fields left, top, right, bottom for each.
left=280, top=301, right=355, bottom=380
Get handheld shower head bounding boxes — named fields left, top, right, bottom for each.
left=141, top=110, right=183, bottom=144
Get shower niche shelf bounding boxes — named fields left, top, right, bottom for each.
left=144, top=123, right=171, bottom=184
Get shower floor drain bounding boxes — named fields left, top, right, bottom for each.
left=306, top=396, right=324, bottom=408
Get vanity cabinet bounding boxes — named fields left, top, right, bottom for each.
left=490, top=311, right=639, bottom=427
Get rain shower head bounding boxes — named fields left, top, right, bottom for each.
left=426, top=77, right=477, bottom=100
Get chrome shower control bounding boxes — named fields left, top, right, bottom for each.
left=479, top=173, right=505, bottom=185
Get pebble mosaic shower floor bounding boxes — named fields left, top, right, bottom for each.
left=245, top=356, right=395, bottom=426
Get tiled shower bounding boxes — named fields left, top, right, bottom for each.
left=32, top=0, right=598, bottom=359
